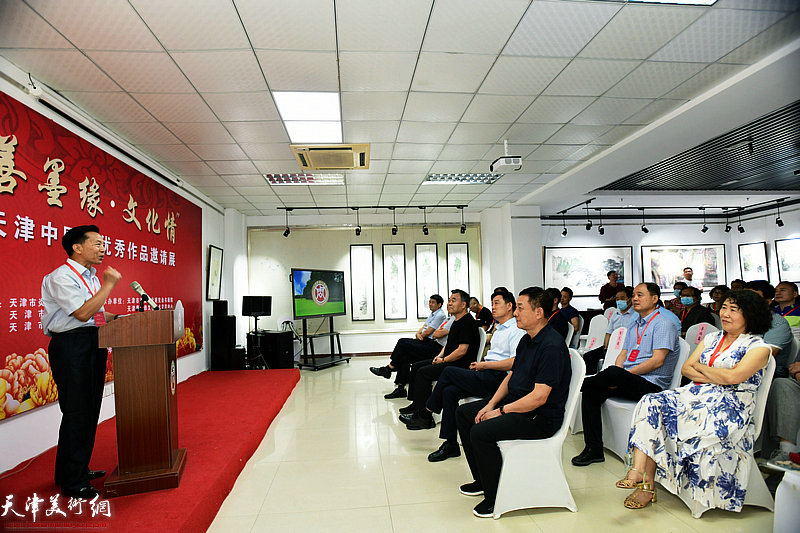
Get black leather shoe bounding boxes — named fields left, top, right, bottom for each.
left=398, top=404, right=417, bottom=415
left=370, top=366, right=391, bottom=379
left=473, top=499, right=494, bottom=518
left=428, top=441, right=461, bottom=462
left=405, top=413, right=435, bottom=430
left=384, top=386, right=406, bottom=399
left=88, top=470, right=106, bottom=480
left=61, top=485, right=100, bottom=499
left=399, top=412, right=416, bottom=424
left=571, top=447, right=605, bottom=466
left=459, top=480, right=483, bottom=496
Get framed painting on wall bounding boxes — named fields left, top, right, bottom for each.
left=641, top=244, right=726, bottom=291
left=738, top=241, right=769, bottom=281
left=415, top=243, right=439, bottom=319
left=206, top=245, right=223, bottom=300
left=543, top=246, right=633, bottom=297
left=446, top=243, right=469, bottom=295
left=382, top=244, right=407, bottom=320
left=350, top=244, right=375, bottom=321
left=775, top=237, right=800, bottom=282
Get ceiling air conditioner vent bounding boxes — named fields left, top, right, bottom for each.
left=290, top=144, right=370, bottom=170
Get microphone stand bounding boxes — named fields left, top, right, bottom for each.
left=139, top=294, right=146, bottom=313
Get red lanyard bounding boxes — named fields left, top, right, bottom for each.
left=65, top=262, right=98, bottom=297
left=780, top=305, right=799, bottom=317
left=635, top=311, right=659, bottom=347
left=547, top=310, right=559, bottom=322
left=680, top=307, right=689, bottom=321
left=708, top=334, right=730, bottom=367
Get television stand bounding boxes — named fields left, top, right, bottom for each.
left=297, top=316, right=350, bottom=371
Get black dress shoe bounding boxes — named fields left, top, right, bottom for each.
left=399, top=412, right=416, bottom=424
left=472, top=499, right=494, bottom=518
left=370, top=366, right=392, bottom=379
left=398, top=404, right=417, bottom=415
left=459, top=480, right=483, bottom=496
left=384, top=386, right=406, bottom=399
left=61, top=485, right=100, bottom=499
left=405, top=413, right=435, bottom=430
left=428, top=441, right=461, bottom=462
left=88, top=470, right=106, bottom=480
left=571, top=447, right=605, bottom=466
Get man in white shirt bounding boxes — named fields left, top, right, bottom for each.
left=681, top=267, right=703, bottom=292
left=409, top=290, right=526, bottom=462
left=583, top=286, right=634, bottom=373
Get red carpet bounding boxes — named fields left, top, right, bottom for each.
left=0, top=369, right=300, bottom=532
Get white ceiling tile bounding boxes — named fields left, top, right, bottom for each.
left=517, top=96, right=596, bottom=123
left=256, top=50, right=338, bottom=91
left=544, top=58, right=641, bottom=96
left=172, top=50, right=267, bottom=92
left=196, top=185, right=239, bottom=196
left=443, top=193, right=481, bottom=202
left=715, top=0, right=800, bottom=9
left=362, top=160, right=390, bottom=173
left=0, top=1, right=72, bottom=48
left=131, top=0, right=249, bottom=50
left=382, top=184, right=420, bottom=194
left=162, top=160, right=215, bottom=175
left=568, top=144, right=611, bottom=161
left=495, top=174, right=538, bottom=185
left=28, top=0, right=161, bottom=51
left=448, top=123, right=508, bottom=144
left=204, top=92, right=280, bottom=122
left=182, top=175, right=227, bottom=187
left=396, top=121, right=456, bottom=143
left=346, top=193, right=382, bottom=203
left=388, top=160, right=433, bottom=174
left=133, top=93, right=218, bottom=123
left=546, top=124, right=611, bottom=144
left=166, top=122, right=234, bottom=144
left=650, top=8, right=785, bottom=63
left=545, top=160, right=581, bottom=173
left=480, top=57, right=569, bottom=95
left=417, top=183, right=454, bottom=194
left=311, top=186, right=347, bottom=196
left=461, top=95, right=534, bottom=123
left=336, top=0, right=431, bottom=52
left=273, top=185, right=311, bottom=197
left=392, top=143, right=444, bottom=160
left=505, top=0, right=620, bottom=57
left=661, top=63, right=748, bottom=100
left=367, top=143, right=394, bottom=160
left=482, top=184, right=521, bottom=195
left=223, top=175, right=268, bottom=187
left=502, top=124, right=562, bottom=144
left=61, top=91, right=152, bottom=123
left=207, top=160, right=258, bottom=174
left=429, top=161, right=480, bottom=173
left=384, top=174, right=425, bottom=185
left=239, top=143, right=295, bottom=160
left=719, top=11, right=800, bottom=65
left=347, top=174, right=386, bottom=185
left=235, top=186, right=276, bottom=197
left=452, top=183, right=491, bottom=193
left=424, top=0, right=529, bottom=54
left=189, top=144, right=247, bottom=160
left=593, top=125, right=642, bottom=145
left=483, top=144, right=538, bottom=160
left=340, top=52, right=418, bottom=91
left=526, top=144, right=580, bottom=161
left=106, top=121, right=180, bottom=145
left=412, top=53, right=496, bottom=93
left=580, top=4, right=705, bottom=60
left=403, top=92, right=473, bottom=122
left=137, top=143, right=199, bottom=162
left=438, top=144, right=493, bottom=160
left=341, top=92, right=407, bottom=121
left=607, top=61, right=706, bottom=98
left=1, top=49, right=118, bottom=91
left=507, top=160, right=558, bottom=173
left=570, top=97, right=653, bottom=125
left=346, top=184, right=383, bottom=194
left=379, top=193, right=414, bottom=205
left=623, top=98, right=687, bottom=125
left=343, top=121, right=400, bottom=143
left=253, top=160, right=302, bottom=174
left=411, top=193, right=447, bottom=202
left=224, top=121, right=288, bottom=144
left=236, top=0, right=336, bottom=51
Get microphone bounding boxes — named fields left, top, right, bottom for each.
left=130, top=281, right=160, bottom=310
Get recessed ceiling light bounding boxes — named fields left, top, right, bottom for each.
left=273, top=92, right=342, bottom=143
left=283, top=121, right=342, bottom=144
left=425, top=173, right=502, bottom=184
left=263, top=173, right=344, bottom=185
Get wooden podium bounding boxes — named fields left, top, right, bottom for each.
left=99, top=309, right=187, bottom=497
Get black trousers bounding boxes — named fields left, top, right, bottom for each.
left=456, top=398, right=557, bottom=504
left=426, top=366, right=507, bottom=441
left=406, top=360, right=464, bottom=410
left=580, top=365, right=661, bottom=450
left=582, top=346, right=607, bottom=375
left=389, top=338, right=441, bottom=386
left=48, top=327, right=107, bottom=491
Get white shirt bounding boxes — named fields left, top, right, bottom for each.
left=41, top=258, right=104, bottom=336
left=606, top=306, right=636, bottom=334
left=484, top=316, right=526, bottom=362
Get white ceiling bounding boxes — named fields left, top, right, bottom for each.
left=1, top=0, right=798, bottom=217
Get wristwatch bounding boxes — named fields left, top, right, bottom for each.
left=499, top=405, right=506, bottom=415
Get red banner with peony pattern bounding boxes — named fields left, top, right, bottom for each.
left=0, top=91, right=202, bottom=421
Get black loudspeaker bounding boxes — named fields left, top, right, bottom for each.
left=213, top=300, right=228, bottom=316
left=210, top=315, right=240, bottom=370
left=247, top=330, right=294, bottom=369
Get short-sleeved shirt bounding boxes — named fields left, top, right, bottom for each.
left=506, top=325, right=572, bottom=428
left=765, top=311, right=795, bottom=377
left=443, top=313, right=480, bottom=367
left=658, top=305, right=682, bottom=333
left=484, top=317, right=526, bottom=362
left=772, top=303, right=800, bottom=330
left=621, top=308, right=680, bottom=390
left=42, top=258, right=105, bottom=336
left=423, top=307, right=447, bottom=339
left=434, top=314, right=455, bottom=346
left=548, top=309, right=569, bottom=339
left=599, top=282, right=625, bottom=310
left=606, top=307, right=635, bottom=334
left=474, top=306, right=493, bottom=329
left=560, top=305, right=579, bottom=323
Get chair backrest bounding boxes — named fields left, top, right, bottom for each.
left=669, top=338, right=692, bottom=389
left=684, top=322, right=718, bottom=354
left=556, top=350, right=587, bottom=440
left=476, top=327, right=487, bottom=362
left=564, top=322, right=575, bottom=347
left=785, top=336, right=799, bottom=365
left=602, top=327, right=627, bottom=370
left=712, top=313, right=722, bottom=329
left=583, top=314, right=610, bottom=351
left=604, top=307, right=616, bottom=320
left=752, top=356, right=776, bottom=436
left=571, top=314, right=585, bottom=348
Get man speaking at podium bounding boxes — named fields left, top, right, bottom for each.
left=41, top=225, right=121, bottom=499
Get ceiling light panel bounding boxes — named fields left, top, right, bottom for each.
left=205, top=92, right=281, bottom=122
left=425, top=173, right=502, bottom=184
left=264, top=173, right=345, bottom=185
left=236, top=0, right=336, bottom=51
left=411, top=52, right=496, bottom=92
left=336, top=0, right=434, bottom=52
left=505, top=1, right=620, bottom=57
left=257, top=51, right=339, bottom=91
left=424, top=0, right=528, bottom=54
left=273, top=92, right=340, bottom=121
left=339, top=52, right=418, bottom=91
left=283, top=122, right=342, bottom=143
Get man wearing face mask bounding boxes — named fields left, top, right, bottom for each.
left=678, top=286, right=715, bottom=337
left=663, top=281, right=688, bottom=315
left=582, top=286, right=635, bottom=373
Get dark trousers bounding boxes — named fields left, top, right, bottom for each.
left=407, top=360, right=461, bottom=410
left=390, top=338, right=441, bottom=385
left=426, top=366, right=507, bottom=441
left=580, top=365, right=661, bottom=450
left=456, top=398, right=557, bottom=504
left=582, top=346, right=607, bottom=375
left=48, top=327, right=107, bottom=491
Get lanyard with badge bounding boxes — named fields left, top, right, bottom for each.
left=65, top=262, right=106, bottom=326
left=780, top=305, right=799, bottom=317
left=628, top=311, right=659, bottom=362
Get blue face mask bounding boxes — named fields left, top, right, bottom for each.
left=616, top=300, right=629, bottom=311
left=674, top=289, right=681, bottom=297
left=680, top=296, right=695, bottom=306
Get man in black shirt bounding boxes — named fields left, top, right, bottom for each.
left=678, top=286, right=715, bottom=337
left=398, top=290, right=480, bottom=428
left=546, top=287, right=569, bottom=340
left=469, top=297, right=494, bottom=331
left=455, top=286, right=572, bottom=518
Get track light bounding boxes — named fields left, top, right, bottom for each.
left=737, top=224, right=745, bottom=233
left=392, top=225, right=398, bottom=235
left=700, top=208, right=708, bottom=233
left=724, top=224, right=731, bottom=233
left=701, top=224, right=708, bottom=233
left=561, top=228, right=568, bottom=237
left=353, top=208, right=361, bottom=236
left=390, top=207, right=398, bottom=235
left=460, top=224, right=466, bottom=234
left=355, top=225, right=361, bottom=236
left=421, top=207, right=429, bottom=235
left=640, top=208, right=648, bottom=233
left=737, top=210, right=745, bottom=233
left=422, top=224, right=429, bottom=236
left=597, top=209, right=604, bottom=235
left=459, top=206, right=466, bottom=234
left=283, top=209, right=291, bottom=237
left=584, top=202, right=592, bottom=230
left=776, top=201, right=784, bottom=227
left=561, top=212, right=567, bottom=237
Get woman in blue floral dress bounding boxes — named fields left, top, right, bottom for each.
left=620, top=290, right=773, bottom=511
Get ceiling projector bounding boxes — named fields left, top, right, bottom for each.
left=490, top=155, right=522, bottom=173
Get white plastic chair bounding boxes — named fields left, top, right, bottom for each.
left=784, top=336, right=799, bottom=366
left=774, top=471, right=800, bottom=533
left=712, top=313, right=722, bottom=329
left=604, top=307, right=616, bottom=320
left=571, top=314, right=584, bottom=348
left=492, top=349, right=586, bottom=517
left=578, top=314, right=609, bottom=353
left=684, top=322, right=718, bottom=355
left=564, top=322, right=575, bottom=347
left=601, top=337, right=690, bottom=460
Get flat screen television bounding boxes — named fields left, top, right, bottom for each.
left=242, top=295, right=272, bottom=317
left=291, top=268, right=346, bottom=320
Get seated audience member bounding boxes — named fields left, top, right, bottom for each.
left=572, top=282, right=680, bottom=467
left=745, top=280, right=794, bottom=377
left=469, top=297, right=494, bottom=331
left=678, top=286, right=715, bottom=337
left=705, top=284, right=729, bottom=315
left=455, top=287, right=571, bottom=518
left=599, top=270, right=625, bottom=310
left=560, top=287, right=580, bottom=335
left=622, top=290, right=772, bottom=511
left=663, top=281, right=688, bottom=315
left=730, top=279, right=746, bottom=292
left=681, top=266, right=703, bottom=291
left=545, top=287, right=570, bottom=340
left=370, top=294, right=450, bottom=399
left=762, top=349, right=800, bottom=460
left=656, top=299, right=682, bottom=333
left=772, top=281, right=800, bottom=334
left=409, top=291, right=526, bottom=463
left=398, top=290, right=480, bottom=421
left=583, top=286, right=634, bottom=373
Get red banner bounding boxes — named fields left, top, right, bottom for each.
left=0, top=91, right=203, bottom=421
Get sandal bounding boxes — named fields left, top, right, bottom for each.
left=623, top=471, right=657, bottom=509
left=615, top=467, right=645, bottom=489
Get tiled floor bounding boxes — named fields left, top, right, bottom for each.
left=207, top=357, right=773, bottom=532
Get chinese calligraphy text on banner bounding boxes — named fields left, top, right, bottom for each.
left=0, top=91, right=203, bottom=422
